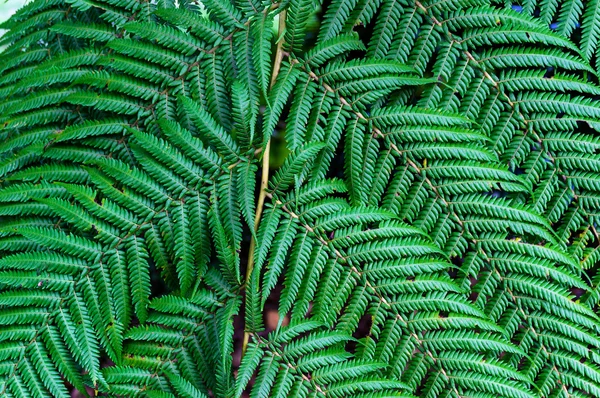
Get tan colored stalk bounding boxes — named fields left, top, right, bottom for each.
left=241, top=9, right=287, bottom=358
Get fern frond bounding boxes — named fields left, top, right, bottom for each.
left=2, top=0, right=600, bottom=396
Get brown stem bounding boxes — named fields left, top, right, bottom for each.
left=241, top=9, right=287, bottom=358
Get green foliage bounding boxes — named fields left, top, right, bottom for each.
left=2, top=0, right=600, bottom=397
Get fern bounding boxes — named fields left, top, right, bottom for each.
left=2, top=0, right=600, bottom=396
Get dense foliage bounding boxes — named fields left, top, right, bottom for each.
left=2, top=0, right=600, bottom=396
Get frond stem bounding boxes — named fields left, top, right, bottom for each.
left=241, top=9, right=287, bottom=359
